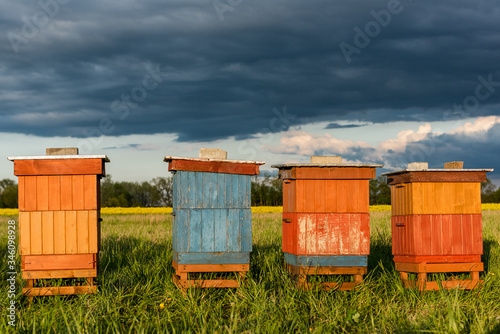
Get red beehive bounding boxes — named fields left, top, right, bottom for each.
left=273, top=156, right=382, bottom=290
left=384, top=161, right=493, bottom=290
left=8, top=148, right=109, bottom=298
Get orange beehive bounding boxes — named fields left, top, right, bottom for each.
left=9, top=148, right=109, bottom=297
left=384, top=161, right=493, bottom=290
left=272, top=156, right=382, bottom=290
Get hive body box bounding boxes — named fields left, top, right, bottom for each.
left=384, top=167, right=492, bottom=290
left=272, top=161, right=382, bottom=290
left=165, top=155, right=263, bottom=288
left=8, top=154, right=109, bottom=297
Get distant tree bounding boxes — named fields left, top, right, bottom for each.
left=251, top=174, right=283, bottom=206
left=0, top=179, right=18, bottom=208
left=369, top=176, right=391, bottom=205
left=481, top=178, right=499, bottom=203
left=151, top=177, right=173, bottom=207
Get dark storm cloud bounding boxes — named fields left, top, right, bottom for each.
left=325, top=122, right=366, bottom=129
left=1, top=0, right=500, bottom=142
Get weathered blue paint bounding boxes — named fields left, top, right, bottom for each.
left=173, top=251, right=250, bottom=265
left=284, top=253, right=367, bottom=267
left=172, top=170, right=253, bottom=265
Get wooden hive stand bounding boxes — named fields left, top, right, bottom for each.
left=172, top=261, right=248, bottom=289
left=395, top=262, right=483, bottom=291
left=285, top=263, right=366, bottom=291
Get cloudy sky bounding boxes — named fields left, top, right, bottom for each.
left=1, top=0, right=499, bottom=183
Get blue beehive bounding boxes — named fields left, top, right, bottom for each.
left=164, top=148, right=264, bottom=288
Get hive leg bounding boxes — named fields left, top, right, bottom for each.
left=417, top=273, right=427, bottom=291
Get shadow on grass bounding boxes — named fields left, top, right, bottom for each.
left=483, top=238, right=498, bottom=273
left=368, top=240, right=393, bottom=275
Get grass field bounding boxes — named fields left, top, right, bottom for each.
left=1, top=211, right=499, bottom=333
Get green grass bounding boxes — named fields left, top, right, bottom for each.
left=1, top=211, right=500, bottom=333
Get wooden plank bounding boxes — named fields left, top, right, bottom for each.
left=285, top=254, right=368, bottom=267
left=65, top=211, right=78, bottom=254
left=24, top=176, right=37, bottom=211
left=47, top=176, right=61, bottom=211
left=201, top=209, right=215, bottom=252
left=431, top=214, right=442, bottom=256
left=77, top=211, right=89, bottom=253
left=83, top=175, right=97, bottom=210
left=217, top=173, right=225, bottom=209
left=210, top=172, right=219, bottom=208
left=19, top=212, right=31, bottom=255
left=60, top=176, right=73, bottom=210
left=175, top=252, right=250, bottom=265
left=23, top=254, right=95, bottom=270
left=316, top=214, right=328, bottom=255
left=296, top=180, right=305, bottom=212
left=168, top=159, right=261, bottom=175
left=188, top=209, right=202, bottom=252
left=175, top=209, right=189, bottom=252
left=53, top=211, right=66, bottom=254
left=23, top=286, right=98, bottom=296
left=339, top=213, right=350, bottom=255
left=173, top=261, right=249, bottom=273
left=41, top=211, right=54, bottom=254
left=328, top=213, right=340, bottom=255
left=304, top=214, right=316, bottom=254
left=471, top=214, right=483, bottom=254
left=395, top=262, right=483, bottom=273
left=214, top=209, right=227, bottom=252
left=224, top=173, right=233, bottom=208
left=292, top=167, right=376, bottom=180
left=462, top=214, right=473, bottom=255
left=315, top=180, right=326, bottom=212
left=387, top=171, right=488, bottom=185
left=88, top=210, right=98, bottom=253
left=337, top=181, right=348, bottom=213
left=72, top=175, right=85, bottom=210
left=227, top=209, right=240, bottom=252
left=35, top=176, right=49, bottom=211
left=359, top=213, right=370, bottom=254
left=231, top=174, right=239, bottom=209
left=30, top=212, right=42, bottom=255
left=13, top=159, right=104, bottom=176
left=202, top=172, right=211, bottom=208
left=393, top=255, right=481, bottom=263
left=175, top=278, right=241, bottom=289
left=282, top=213, right=294, bottom=254
left=186, top=171, right=195, bottom=208
left=348, top=214, right=361, bottom=254
left=18, top=176, right=26, bottom=211
left=240, top=209, right=252, bottom=252
left=442, top=214, right=452, bottom=255
left=22, top=269, right=97, bottom=279
left=451, top=215, right=463, bottom=255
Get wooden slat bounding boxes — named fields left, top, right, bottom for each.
left=227, top=209, right=240, bottom=252
left=23, top=254, right=95, bottom=270
left=24, top=176, right=37, bottom=211
left=42, top=211, right=54, bottom=254
left=290, top=167, right=376, bottom=180
left=240, top=209, right=252, bottom=252
left=53, top=211, right=66, bottom=254
left=393, top=255, right=481, bottom=263
left=23, top=285, right=97, bottom=296
left=65, top=211, right=78, bottom=254
left=36, top=176, right=49, bottom=211
left=395, top=262, right=483, bottom=273
left=201, top=210, right=215, bottom=252
left=173, top=261, right=249, bottom=273
left=19, top=212, right=30, bottom=255
left=88, top=210, right=98, bottom=253
left=188, top=209, right=202, bottom=252
left=60, top=176, right=73, bottom=210
left=18, top=176, right=26, bottom=211
left=77, top=211, right=89, bottom=253
left=30, top=212, right=42, bottom=255
left=387, top=171, right=488, bottom=185
left=83, top=175, right=98, bottom=210
left=48, top=176, right=61, bottom=211
left=168, top=159, right=261, bottom=175
left=72, top=175, right=85, bottom=210
left=13, top=159, right=104, bottom=176
left=22, top=269, right=97, bottom=279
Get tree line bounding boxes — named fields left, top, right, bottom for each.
left=1, top=175, right=499, bottom=208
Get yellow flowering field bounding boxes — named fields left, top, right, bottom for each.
left=1, top=204, right=500, bottom=216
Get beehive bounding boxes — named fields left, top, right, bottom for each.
left=8, top=148, right=109, bottom=297
left=272, top=156, right=382, bottom=290
left=164, top=149, right=264, bottom=288
left=384, top=162, right=493, bottom=290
